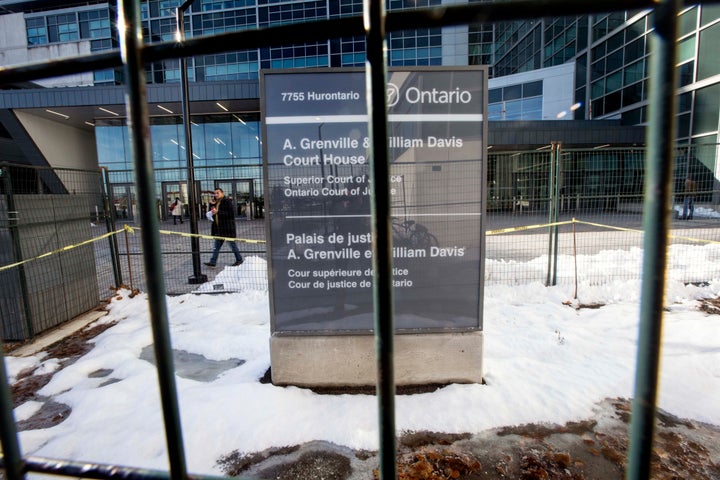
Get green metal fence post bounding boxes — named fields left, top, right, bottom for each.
left=552, top=142, right=561, bottom=285
left=117, top=1, right=189, bottom=479
left=546, top=146, right=556, bottom=286
left=101, top=167, right=123, bottom=287
left=0, top=343, right=24, bottom=480
left=2, top=166, right=34, bottom=340
left=364, top=0, right=397, bottom=478
left=626, top=0, right=680, bottom=478
left=177, top=0, right=207, bottom=286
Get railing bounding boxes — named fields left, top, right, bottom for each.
left=0, top=1, right=712, bottom=479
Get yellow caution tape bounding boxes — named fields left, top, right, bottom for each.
left=2, top=217, right=714, bottom=273
left=487, top=218, right=718, bottom=245
left=132, top=226, right=266, bottom=244
left=485, top=220, right=573, bottom=236
left=572, top=219, right=720, bottom=244
left=0, top=227, right=126, bottom=273
left=572, top=219, right=643, bottom=234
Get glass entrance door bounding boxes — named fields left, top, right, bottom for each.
left=111, top=184, right=135, bottom=222
left=215, top=179, right=254, bottom=220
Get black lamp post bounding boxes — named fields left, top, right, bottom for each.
left=177, top=0, right=207, bottom=284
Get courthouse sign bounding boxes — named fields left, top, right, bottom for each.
left=262, top=67, right=487, bottom=337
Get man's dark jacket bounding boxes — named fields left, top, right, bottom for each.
left=211, top=198, right=236, bottom=238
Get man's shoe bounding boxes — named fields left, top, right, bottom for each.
left=204, top=262, right=216, bottom=267
left=232, top=259, right=244, bottom=266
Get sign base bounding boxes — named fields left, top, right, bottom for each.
left=270, top=331, right=483, bottom=387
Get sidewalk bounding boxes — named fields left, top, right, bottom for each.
left=8, top=309, right=108, bottom=357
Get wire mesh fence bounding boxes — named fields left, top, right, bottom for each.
left=0, top=164, right=115, bottom=341
left=484, top=143, right=720, bottom=288
left=4, top=140, right=720, bottom=340
left=113, top=224, right=267, bottom=295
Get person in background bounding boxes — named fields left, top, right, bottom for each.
left=683, top=175, right=697, bottom=220
left=205, top=188, right=243, bottom=267
left=170, top=197, right=184, bottom=225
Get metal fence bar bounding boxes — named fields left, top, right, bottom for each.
left=2, top=1, right=718, bottom=480
left=627, top=0, right=681, bottom=478
left=0, top=0, right=685, bottom=87
left=117, top=1, right=188, bottom=479
left=101, top=167, right=123, bottom=287
left=0, top=343, right=23, bottom=480
left=365, top=2, right=397, bottom=479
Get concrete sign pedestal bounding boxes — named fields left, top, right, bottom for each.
left=270, top=331, right=483, bottom=387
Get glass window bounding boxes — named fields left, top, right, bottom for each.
left=701, top=4, right=720, bottom=26
left=605, top=49, right=624, bottom=72
left=604, top=90, right=621, bottom=113
left=624, top=37, right=645, bottom=63
left=593, top=15, right=608, bottom=39
left=504, top=99, right=522, bottom=120
left=678, top=92, right=692, bottom=113
left=692, top=83, right=720, bottom=135
left=26, top=17, right=48, bottom=45
left=676, top=36, right=696, bottom=65
left=676, top=113, right=691, bottom=139
left=189, top=121, right=206, bottom=163
left=151, top=124, right=183, bottom=164
left=523, top=81, right=542, bottom=97
left=521, top=97, right=542, bottom=119
left=96, top=125, right=130, bottom=168
left=576, top=17, right=588, bottom=51
left=575, top=54, right=587, bottom=88
left=591, top=59, right=605, bottom=81
left=258, top=1, right=327, bottom=27
left=698, top=22, right=720, bottom=81
left=204, top=122, right=232, bottom=160
left=47, top=13, right=79, bottom=42
left=488, top=103, right=503, bottom=121
left=79, top=9, right=111, bottom=39
left=621, top=107, right=643, bottom=126
left=231, top=118, right=262, bottom=161
left=574, top=87, right=586, bottom=119
left=93, top=69, right=117, bottom=84
left=622, top=82, right=643, bottom=107
left=488, top=88, right=502, bottom=103
left=678, top=61, right=694, bottom=87
left=606, top=31, right=624, bottom=52
left=264, top=41, right=328, bottom=70
left=679, top=7, right=697, bottom=38
left=626, top=17, right=646, bottom=41
left=503, top=84, right=522, bottom=101
left=605, top=70, right=622, bottom=93
left=623, top=59, right=645, bottom=85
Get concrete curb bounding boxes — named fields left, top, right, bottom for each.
left=10, top=309, right=108, bottom=357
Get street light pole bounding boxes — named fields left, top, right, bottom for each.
left=177, top=1, right=207, bottom=284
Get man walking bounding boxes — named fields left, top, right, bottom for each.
left=205, top=188, right=244, bottom=267
left=683, top=175, right=697, bottom=220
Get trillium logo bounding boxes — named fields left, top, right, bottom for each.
left=386, top=83, right=400, bottom=107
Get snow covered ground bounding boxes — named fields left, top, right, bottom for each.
left=5, top=246, right=720, bottom=476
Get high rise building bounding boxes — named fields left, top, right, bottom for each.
left=469, top=6, right=720, bottom=146
left=1, top=1, right=713, bottom=213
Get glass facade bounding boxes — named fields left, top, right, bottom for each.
left=95, top=113, right=264, bottom=220
left=13, top=0, right=720, bottom=206
left=25, top=5, right=118, bottom=84
left=130, top=0, right=448, bottom=84
left=467, top=6, right=720, bottom=144
left=488, top=80, right=543, bottom=120
left=96, top=113, right=261, bottom=173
